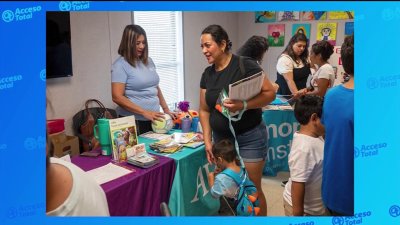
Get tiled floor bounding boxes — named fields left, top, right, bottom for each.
left=262, top=172, right=290, bottom=216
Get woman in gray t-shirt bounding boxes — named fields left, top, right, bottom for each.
left=111, top=24, right=175, bottom=134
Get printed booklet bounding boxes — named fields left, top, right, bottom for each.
left=126, top=143, right=159, bottom=168
left=108, top=115, right=138, bottom=162
left=215, top=71, right=264, bottom=117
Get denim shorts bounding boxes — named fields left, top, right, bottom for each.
left=213, top=122, right=268, bottom=162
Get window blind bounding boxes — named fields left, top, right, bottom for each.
left=133, top=11, right=184, bottom=109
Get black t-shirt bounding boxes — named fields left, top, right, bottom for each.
left=200, top=54, right=263, bottom=137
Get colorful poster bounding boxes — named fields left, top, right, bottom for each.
left=345, top=22, right=354, bottom=36
left=328, top=46, right=346, bottom=86
left=277, top=11, right=300, bottom=21
left=328, top=11, right=354, bottom=20
left=302, top=11, right=327, bottom=20
left=317, top=22, right=337, bottom=46
left=255, top=11, right=276, bottom=23
left=292, top=24, right=311, bottom=39
left=268, top=24, right=285, bottom=47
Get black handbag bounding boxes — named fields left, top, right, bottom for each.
left=72, top=99, right=117, bottom=152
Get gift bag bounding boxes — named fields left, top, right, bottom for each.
left=72, top=99, right=117, bottom=152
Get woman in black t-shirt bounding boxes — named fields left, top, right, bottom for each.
left=199, top=25, right=276, bottom=216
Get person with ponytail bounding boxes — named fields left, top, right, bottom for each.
left=303, top=40, right=335, bottom=97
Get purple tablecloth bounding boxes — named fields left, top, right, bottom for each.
left=71, top=152, right=175, bottom=216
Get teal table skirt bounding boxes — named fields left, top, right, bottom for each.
left=262, top=109, right=299, bottom=176
left=140, top=134, right=220, bottom=216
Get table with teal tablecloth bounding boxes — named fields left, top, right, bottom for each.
left=262, top=109, right=299, bottom=176
left=140, top=134, right=220, bottom=216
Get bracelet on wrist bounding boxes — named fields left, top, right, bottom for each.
left=242, top=100, right=247, bottom=111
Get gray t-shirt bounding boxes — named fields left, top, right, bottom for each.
left=111, top=56, right=160, bottom=120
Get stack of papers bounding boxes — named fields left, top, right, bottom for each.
left=228, top=71, right=265, bottom=101
left=149, top=138, right=183, bottom=153
left=139, top=131, right=172, bottom=141
left=85, top=163, right=133, bottom=185
left=172, top=133, right=197, bottom=144
left=127, top=153, right=159, bottom=168
left=263, top=105, right=293, bottom=111
left=183, top=141, right=204, bottom=149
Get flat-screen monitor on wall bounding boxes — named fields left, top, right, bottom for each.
left=46, top=11, right=73, bottom=79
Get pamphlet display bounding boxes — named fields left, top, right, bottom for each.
left=126, top=143, right=159, bottom=168
left=108, top=116, right=138, bottom=162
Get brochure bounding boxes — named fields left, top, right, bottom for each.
left=108, top=116, right=138, bottom=162
left=172, top=132, right=197, bottom=144
left=215, top=71, right=265, bottom=117
left=139, top=131, right=172, bottom=141
left=127, top=152, right=159, bottom=168
left=149, top=138, right=183, bottom=153
left=183, top=141, right=204, bottom=149
left=228, top=71, right=265, bottom=101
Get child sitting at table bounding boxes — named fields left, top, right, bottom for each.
left=282, top=95, right=328, bottom=216
left=207, top=139, right=259, bottom=216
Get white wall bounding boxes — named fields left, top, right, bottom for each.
left=237, top=12, right=353, bottom=82
left=183, top=12, right=239, bottom=111
left=47, top=12, right=131, bottom=135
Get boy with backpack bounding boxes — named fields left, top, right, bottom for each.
left=283, top=95, right=328, bottom=216
left=207, top=139, right=260, bottom=216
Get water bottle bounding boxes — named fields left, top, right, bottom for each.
left=191, top=117, right=199, bottom=132
left=181, top=117, right=191, bottom=133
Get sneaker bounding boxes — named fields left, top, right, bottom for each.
left=281, top=180, right=288, bottom=187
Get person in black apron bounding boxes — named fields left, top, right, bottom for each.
left=275, top=33, right=311, bottom=99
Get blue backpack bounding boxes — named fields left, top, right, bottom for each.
left=221, top=168, right=260, bottom=216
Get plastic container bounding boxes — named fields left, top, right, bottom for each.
left=47, top=119, right=65, bottom=134
left=181, top=117, right=191, bottom=133
left=191, top=117, right=199, bottom=132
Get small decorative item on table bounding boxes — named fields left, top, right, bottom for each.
left=174, top=101, right=199, bottom=132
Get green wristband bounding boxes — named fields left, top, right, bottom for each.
left=242, top=100, right=247, bottom=111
